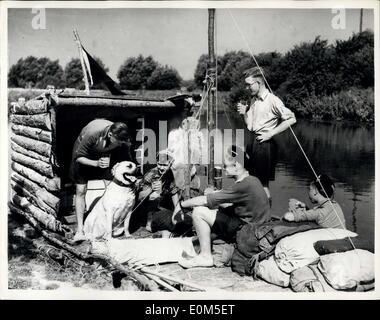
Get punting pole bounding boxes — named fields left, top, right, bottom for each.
left=207, top=8, right=216, bottom=186
left=73, top=29, right=90, bottom=96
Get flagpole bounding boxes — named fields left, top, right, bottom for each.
left=73, top=29, right=90, bottom=95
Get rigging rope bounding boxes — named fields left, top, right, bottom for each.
left=227, top=9, right=357, bottom=251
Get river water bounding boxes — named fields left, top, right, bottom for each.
left=200, top=113, right=375, bottom=247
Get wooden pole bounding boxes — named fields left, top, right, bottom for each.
left=73, top=29, right=90, bottom=95
left=359, top=9, right=363, bottom=33
left=207, top=8, right=216, bottom=186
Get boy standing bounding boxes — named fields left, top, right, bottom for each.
left=237, top=66, right=296, bottom=203
left=70, top=119, right=131, bottom=241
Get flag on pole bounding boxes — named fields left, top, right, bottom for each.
left=80, top=45, right=126, bottom=96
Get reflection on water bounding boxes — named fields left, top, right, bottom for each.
left=201, top=114, right=375, bottom=247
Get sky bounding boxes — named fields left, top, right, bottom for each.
left=8, top=6, right=374, bottom=80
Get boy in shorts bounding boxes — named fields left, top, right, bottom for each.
left=177, top=145, right=270, bottom=268
left=70, top=119, right=131, bottom=241
left=237, top=66, right=296, bottom=204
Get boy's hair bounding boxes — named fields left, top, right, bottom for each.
left=110, top=122, right=129, bottom=142
left=311, top=174, right=335, bottom=198
left=225, top=145, right=250, bottom=169
left=243, top=66, right=265, bottom=80
left=156, top=149, right=174, bottom=165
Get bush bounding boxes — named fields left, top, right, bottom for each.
left=287, top=87, right=374, bottom=123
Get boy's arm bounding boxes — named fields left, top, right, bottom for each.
left=292, top=207, right=321, bottom=223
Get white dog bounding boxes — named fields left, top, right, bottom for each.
left=83, top=161, right=137, bottom=241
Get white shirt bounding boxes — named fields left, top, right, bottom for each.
left=245, top=88, right=295, bottom=134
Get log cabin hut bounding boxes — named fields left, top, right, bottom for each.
left=9, top=89, right=192, bottom=236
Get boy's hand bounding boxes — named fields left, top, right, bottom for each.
left=289, top=198, right=305, bottom=212
left=237, top=102, right=249, bottom=115
left=256, top=132, right=273, bottom=143
left=98, top=157, right=110, bottom=168
left=149, top=191, right=160, bottom=200
left=283, top=212, right=295, bottom=221
left=151, top=180, right=162, bottom=193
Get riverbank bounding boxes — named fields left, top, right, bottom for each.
left=8, top=87, right=374, bottom=125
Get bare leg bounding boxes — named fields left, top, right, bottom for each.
left=74, top=183, right=87, bottom=239
left=179, top=206, right=216, bottom=268
left=192, top=206, right=217, bottom=259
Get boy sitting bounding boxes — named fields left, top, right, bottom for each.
left=283, top=174, right=346, bottom=229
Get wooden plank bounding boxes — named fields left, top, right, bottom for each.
left=10, top=113, right=51, bottom=130
left=10, top=98, right=49, bottom=114
left=11, top=134, right=51, bottom=158
left=11, top=180, right=57, bottom=217
left=10, top=141, right=50, bottom=163
left=11, top=124, right=52, bottom=143
left=11, top=162, right=60, bottom=192
left=11, top=150, right=54, bottom=177
left=11, top=194, right=61, bottom=232
left=11, top=172, right=60, bottom=210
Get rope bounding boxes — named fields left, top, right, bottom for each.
left=227, top=9, right=358, bottom=252
left=215, top=11, right=218, bottom=132
left=112, top=158, right=176, bottom=231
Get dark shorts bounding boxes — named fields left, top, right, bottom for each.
left=211, top=207, right=246, bottom=243
left=69, top=145, right=132, bottom=185
left=245, top=133, right=278, bottom=186
left=69, top=162, right=113, bottom=184
left=151, top=207, right=193, bottom=235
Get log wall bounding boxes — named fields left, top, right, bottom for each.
left=9, top=94, right=65, bottom=233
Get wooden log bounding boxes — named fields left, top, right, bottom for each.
left=11, top=134, right=51, bottom=158
left=11, top=141, right=50, bottom=164
left=11, top=162, right=60, bottom=192
left=141, top=267, right=209, bottom=291
left=10, top=113, right=51, bottom=131
left=91, top=255, right=160, bottom=291
left=11, top=194, right=62, bottom=232
left=10, top=172, right=60, bottom=210
left=144, top=273, right=179, bottom=292
left=11, top=98, right=49, bottom=114
left=11, top=124, right=52, bottom=143
left=55, top=96, right=176, bottom=109
left=11, top=151, right=54, bottom=177
left=11, top=180, right=57, bottom=217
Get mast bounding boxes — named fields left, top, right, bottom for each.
left=207, top=8, right=216, bottom=186
left=73, top=29, right=90, bottom=95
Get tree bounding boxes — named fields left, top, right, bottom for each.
left=117, top=55, right=158, bottom=90
left=64, top=56, right=110, bottom=90
left=146, top=65, right=182, bottom=90
left=64, top=58, right=83, bottom=89
left=334, top=30, right=374, bottom=88
left=8, top=56, right=64, bottom=88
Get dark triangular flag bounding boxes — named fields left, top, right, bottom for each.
left=81, top=46, right=126, bottom=96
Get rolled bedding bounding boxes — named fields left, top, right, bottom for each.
left=274, top=228, right=357, bottom=274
